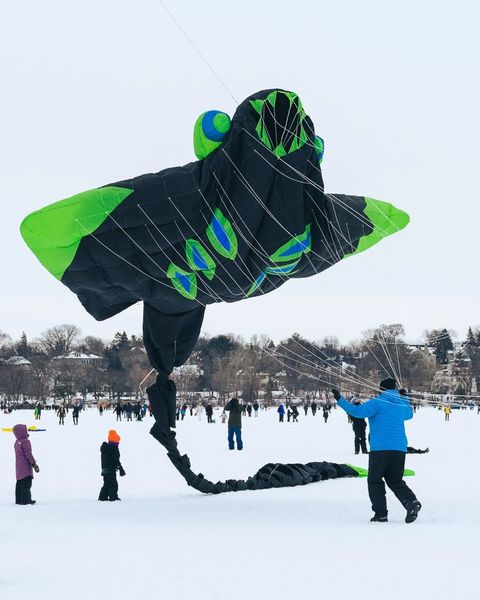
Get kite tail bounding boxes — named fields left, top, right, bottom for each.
left=147, top=377, right=359, bottom=494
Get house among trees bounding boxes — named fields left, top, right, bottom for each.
left=432, top=357, right=473, bottom=395
left=52, top=351, right=103, bottom=365
left=5, top=356, right=32, bottom=367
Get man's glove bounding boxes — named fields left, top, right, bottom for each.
left=331, top=389, right=341, bottom=401
left=33, top=464, right=40, bottom=473
left=119, top=466, right=126, bottom=477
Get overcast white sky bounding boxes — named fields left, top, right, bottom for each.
left=1, top=0, right=479, bottom=345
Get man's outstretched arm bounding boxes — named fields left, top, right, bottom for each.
left=331, top=389, right=379, bottom=418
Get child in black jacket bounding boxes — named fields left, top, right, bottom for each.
left=98, top=429, right=126, bottom=501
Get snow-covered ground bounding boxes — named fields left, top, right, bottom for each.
left=1, top=405, right=478, bottom=600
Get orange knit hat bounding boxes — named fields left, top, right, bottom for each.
left=108, top=429, right=120, bottom=443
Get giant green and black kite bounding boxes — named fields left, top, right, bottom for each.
left=21, top=89, right=410, bottom=494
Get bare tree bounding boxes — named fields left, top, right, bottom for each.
left=0, top=331, right=14, bottom=359
left=39, top=325, right=81, bottom=357
left=51, top=358, right=83, bottom=401
left=174, top=364, right=200, bottom=403
left=211, top=354, right=239, bottom=402
left=79, top=335, right=106, bottom=356
left=27, top=356, right=52, bottom=403
left=358, top=324, right=406, bottom=384
left=402, top=349, right=436, bottom=391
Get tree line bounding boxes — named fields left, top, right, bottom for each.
left=0, top=323, right=479, bottom=404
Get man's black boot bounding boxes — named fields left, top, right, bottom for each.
left=370, top=514, right=388, bottom=523
left=405, top=501, right=422, bottom=523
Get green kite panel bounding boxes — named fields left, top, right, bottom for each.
left=20, top=186, right=132, bottom=280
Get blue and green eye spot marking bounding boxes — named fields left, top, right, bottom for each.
left=206, top=208, right=238, bottom=260
left=269, top=225, right=311, bottom=263
left=185, top=239, right=216, bottom=280
left=167, top=263, right=198, bottom=300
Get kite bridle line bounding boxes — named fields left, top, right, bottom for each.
left=217, top=119, right=414, bottom=387
left=74, top=218, right=207, bottom=306
left=288, top=337, right=391, bottom=390
left=159, top=1, right=238, bottom=106
left=137, top=203, right=239, bottom=301
left=216, top=145, right=408, bottom=387
left=268, top=337, right=478, bottom=405
left=242, top=108, right=407, bottom=240
left=211, top=173, right=298, bottom=285
left=263, top=347, right=478, bottom=409
left=129, top=175, right=247, bottom=303
left=220, top=148, right=339, bottom=275
left=247, top=138, right=398, bottom=240
left=269, top=343, right=403, bottom=397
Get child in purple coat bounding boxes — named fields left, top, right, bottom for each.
left=13, top=424, right=40, bottom=505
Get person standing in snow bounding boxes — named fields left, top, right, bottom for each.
left=72, top=405, right=80, bottom=425
left=253, top=401, right=259, bottom=417
left=351, top=413, right=368, bottom=454
left=332, top=379, right=421, bottom=524
left=322, top=405, right=330, bottom=423
left=278, top=404, right=285, bottom=422
left=292, top=405, right=299, bottom=422
left=13, top=424, right=40, bottom=505
left=57, top=405, right=66, bottom=425
left=224, top=397, right=243, bottom=450
left=133, top=402, right=141, bottom=421
left=443, top=405, right=451, bottom=421
left=246, top=404, right=252, bottom=417
left=125, top=402, right=134, bottom=422
left=311, top=401, right=317, bottom=416
left=114, top=403, right=123, bottom=422
left=206, top=403, right=214, bottom=423
left=98, top=430, right=125, bottom=501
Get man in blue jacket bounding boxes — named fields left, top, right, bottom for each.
left=332, top=379, right=421, bottom=523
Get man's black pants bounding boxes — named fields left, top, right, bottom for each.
left=98, top=473, right=119, bottom=501
left=354, top=430, right=368, bottom=453
left=15, top=476, right=33, bottom=504
left=368, top=451, right=417, bottom=517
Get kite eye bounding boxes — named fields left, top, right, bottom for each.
left=315, top=135, right=325, bottom=164
left=194, top=110, right=231, bottom=159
